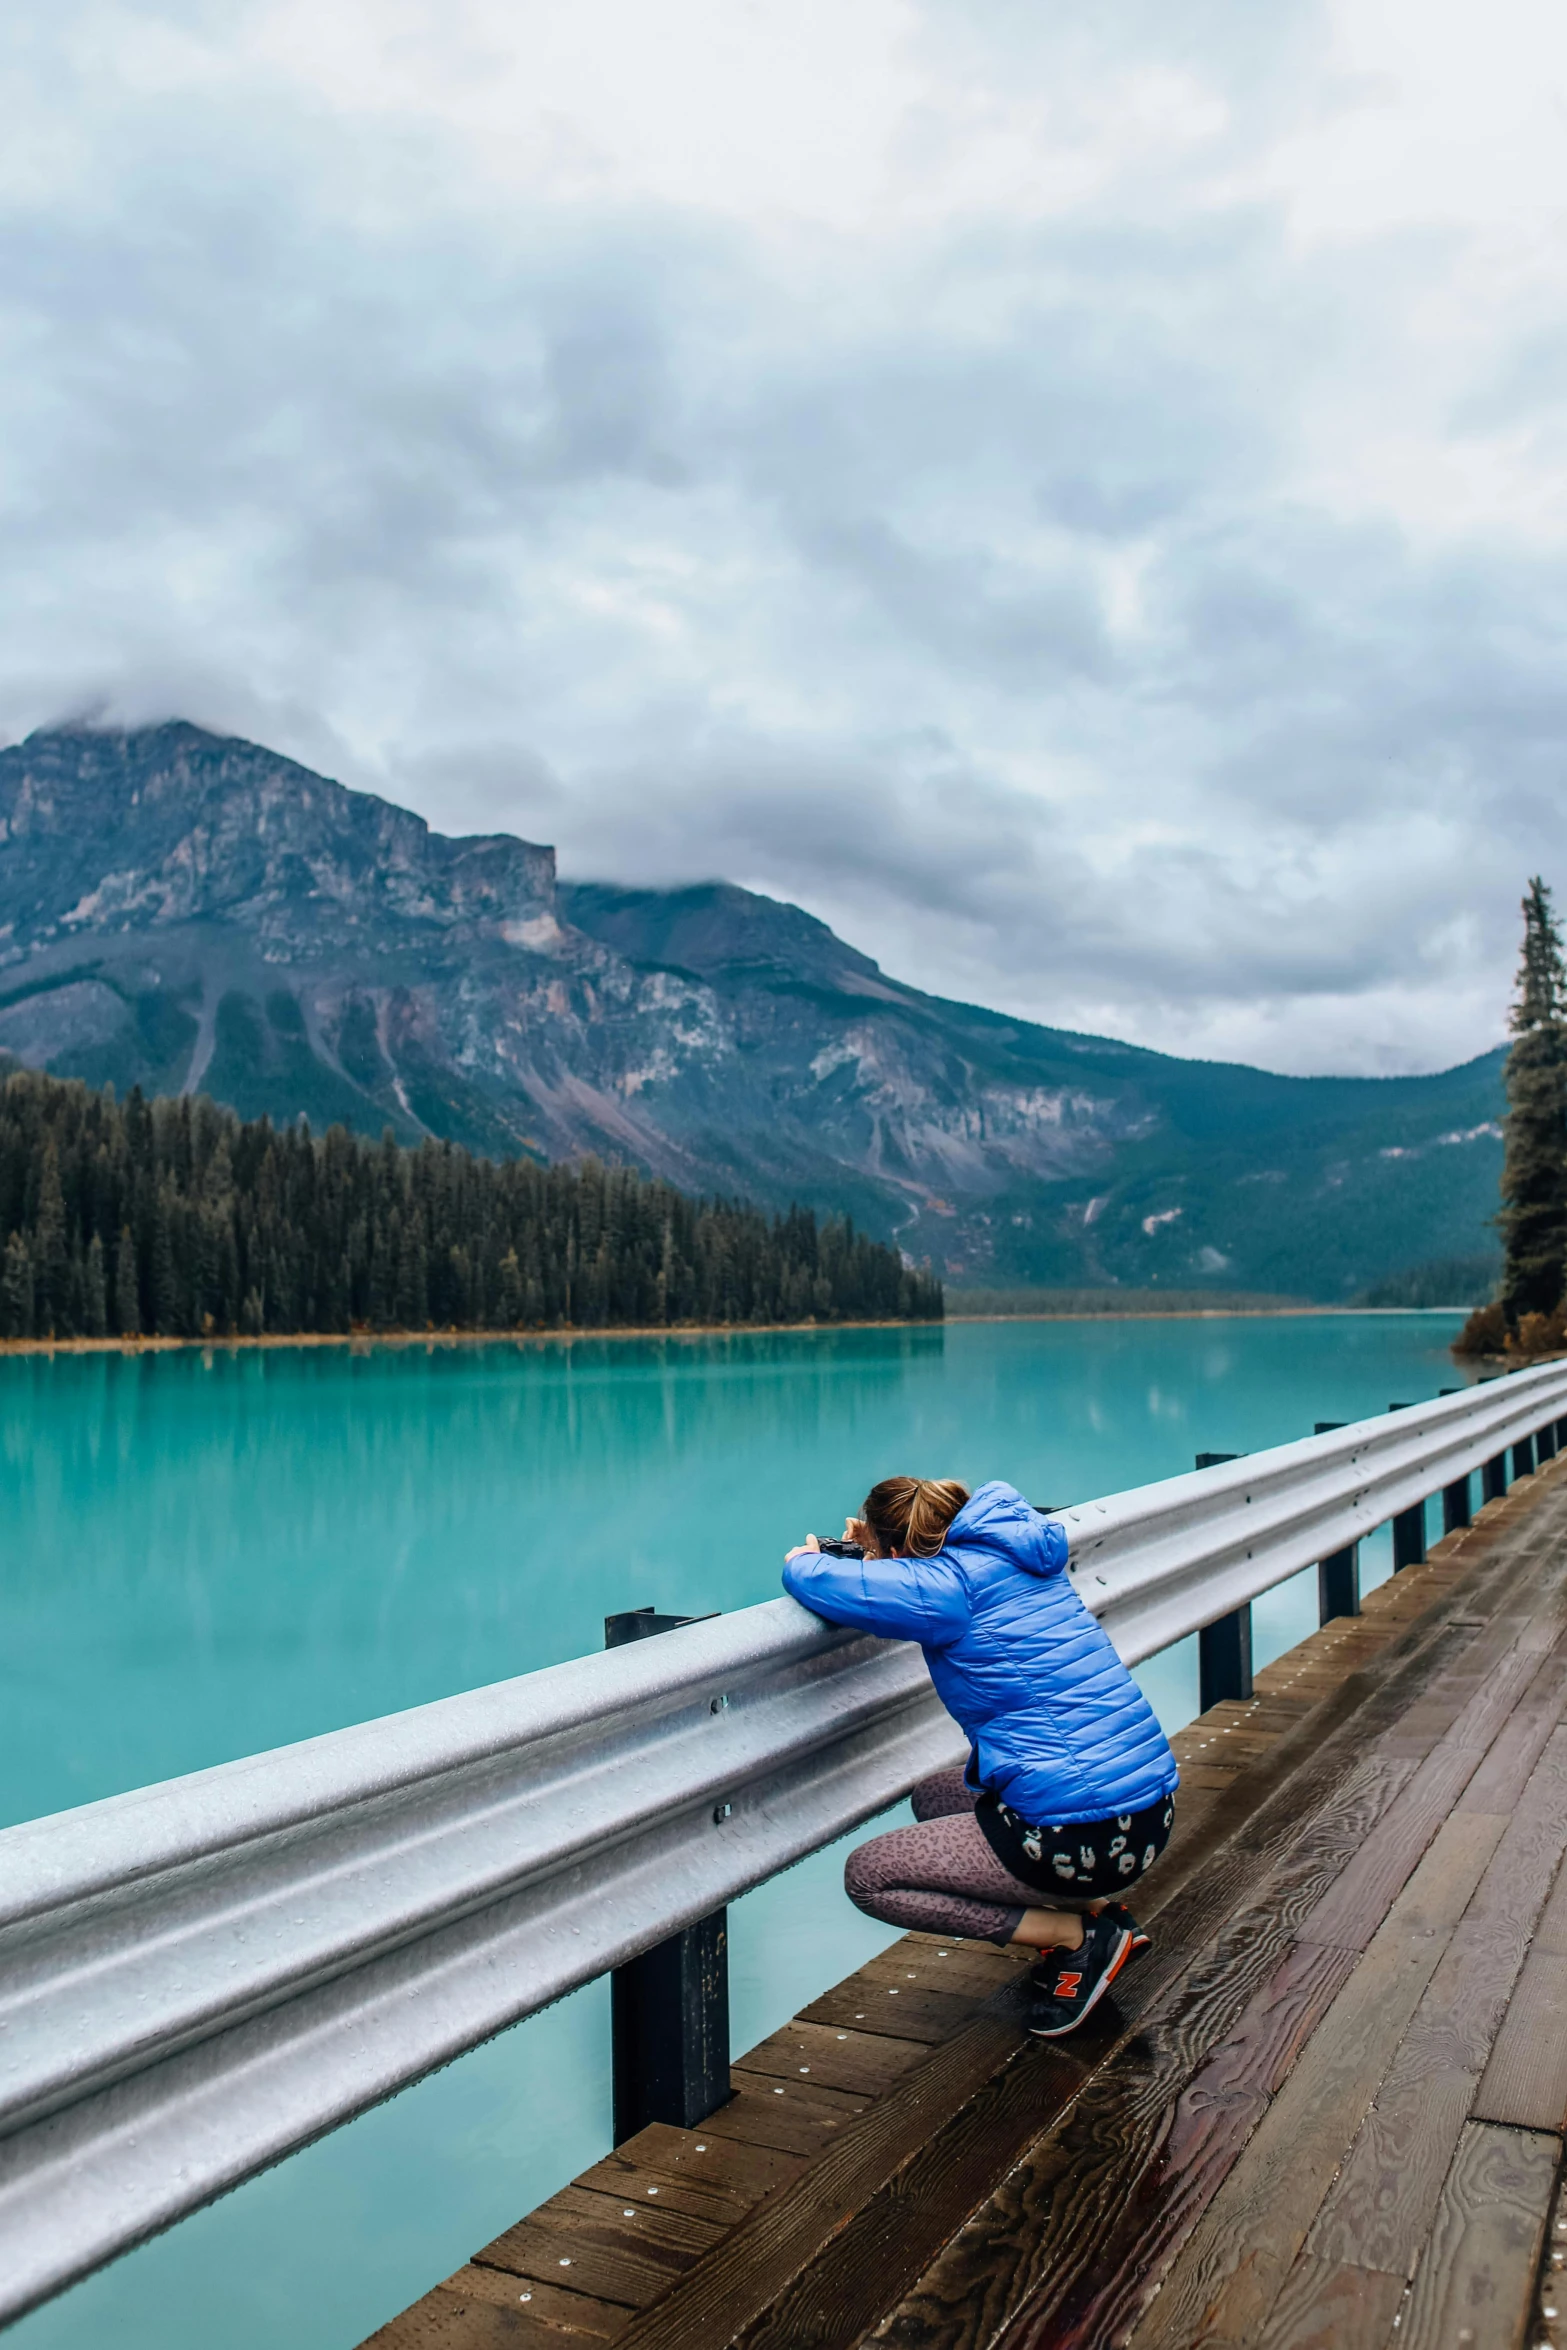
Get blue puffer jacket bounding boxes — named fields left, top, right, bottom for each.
left=783, top=1480, right=1176, bottom=1825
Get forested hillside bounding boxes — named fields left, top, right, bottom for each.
left=0, top=1068, right=940, bottom=1340
left=0, top=723, right=1506, bottom=1303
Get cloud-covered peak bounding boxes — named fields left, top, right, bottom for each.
left=1, top=0, right=1563, bottom=1074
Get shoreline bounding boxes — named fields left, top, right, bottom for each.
left=942, top=1304, right=1447, bottom=1324
left=0, top=1301, right=1461, bottom=1359
left=0, top=1318, right=937, bottom=1357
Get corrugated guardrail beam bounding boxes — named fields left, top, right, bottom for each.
left=2, top=1356, right=1565, bottom=2323
left=1065, top=1362, right=1567, bottom=1664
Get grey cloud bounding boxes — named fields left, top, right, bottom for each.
left=1, top=0, right=1564, bottom=1074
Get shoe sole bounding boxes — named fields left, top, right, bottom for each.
left=1026, top=1925, right=1135, bottom=2038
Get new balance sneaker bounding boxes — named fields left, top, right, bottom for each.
left=1098, top=1902, right=1151, bottom=1964
left=1026, top=1910, right=1134, bottom=2038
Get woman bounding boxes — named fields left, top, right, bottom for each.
left=784, top=1475, right=1177, bottom=2037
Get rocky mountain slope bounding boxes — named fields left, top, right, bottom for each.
left=0, top=722, right=1504, bottom=1300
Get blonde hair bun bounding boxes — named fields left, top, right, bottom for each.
left=861, top=1476, right=970, bottom=1558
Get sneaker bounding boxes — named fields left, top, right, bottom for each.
left=1099, top=1902, right=1151, bottom=1964
left=1025, top=1910, right=1134, bottom=2038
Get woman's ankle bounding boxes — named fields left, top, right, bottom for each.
left=1012, top=1907, right=1087, bottom=1951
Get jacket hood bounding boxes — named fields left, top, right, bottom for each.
left=945, top=1480, right=1062, bottom=1575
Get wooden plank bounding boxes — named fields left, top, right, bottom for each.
left=734, top=2021, right=929, bottom=2098
left=1528, top=1849, right=1567, bottom=1955
left=1308, top=1727, right=1567, bottom=2275
left=1296, top=1644, right=1548, bottom=1952
left=1399, top=2121, right=1560, bottom=2350
left=472, top=2190, right=724, bottom=2310
left=949, top=1942, right=1360, bottom=2350
left=689, top=2085, right=857, bottom=2159
left=606, top=1985, right=1074, bottom=2350
left=1124, top=1810, right=1504, bottom=2350
left=1473, top=1951, right=1567, bottom=2132
left=1532, top=2166, right=1567, bottom=2347
left=1253, top=2258, right=1406, bottom=2350
left=363, top=2267, right=631, bottom=2346
left=797, top=1980, right=984, bottom=2045
left=1458, top=1631, right=1567, bottom=1814
left=575, top=2127, right=803, bottom=2227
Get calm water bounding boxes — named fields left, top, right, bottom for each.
left=1, top=1312, right=1468, bottom=2348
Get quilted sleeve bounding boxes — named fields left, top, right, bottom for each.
left=782, top=1547, right=972, bottom=1646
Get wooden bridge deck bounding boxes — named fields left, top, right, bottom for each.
left=367, top=1458, right=1567, bottom=2350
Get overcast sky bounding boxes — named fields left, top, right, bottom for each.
left=3, top=0, right=1565, bottom=1075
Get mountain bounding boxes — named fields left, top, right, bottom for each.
left=0, top=721, right=1505, bottom=1301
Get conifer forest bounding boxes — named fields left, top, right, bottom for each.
left=0, top=1067, right=943, bottom=1340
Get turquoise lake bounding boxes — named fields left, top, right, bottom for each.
left=0, top=1311, right=1470, bottom=2348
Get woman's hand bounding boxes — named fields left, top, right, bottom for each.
left=845, top=1516, right=871, bottom=1550
left=784, top=1533, right=823, bottom=1563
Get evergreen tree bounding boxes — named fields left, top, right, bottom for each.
left=1499, top=877, right=1567, bottom=1324
left=2, top=1233, right=35, bottom=1338
left=83, top=1233, right=108, bottom=1337
left=115, top=1227, right=141, bottom=1336
left=34, top=1136, right=67, bottom=1335
left=0, top=1065, right=942, bottom=1339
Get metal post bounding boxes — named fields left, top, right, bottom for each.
left=1386, top=1408, right=1426, bottom=1570
left=1538, top=1421, right=1558, bottom=1464
left=1194, top=1454, right=1253, bottom=1705
left=1514, top=1433, right=1537, bottom=1481
left=1483, top=1451, right=1509, bottom=1502
left=1199, top=1606, right=1253, bottom=1709
left=1312, top=1426, right=1359, bottom=1618
left=1436, top=1388, right=1473, bottom=1534
left=1318, top=1545, right=1361, bottom=1621
left=605, top=1605, right=730, bottom=2145
left=1391, top=1503, right=1426, bottom=1571
left=1557, top=1417, right=1567, bottom=1452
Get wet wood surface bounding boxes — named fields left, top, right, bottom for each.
left=361, top=1455, right=1567, bottom=2350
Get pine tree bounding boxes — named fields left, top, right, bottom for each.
left=83, top=1233, right=108, bottom=1337
left=115, top=1226, right=141, bottom=1336
left=2, top=1233, right=35, bottom=1338
left=33, top=1136, right=67, bottom=1335
left=1499, top=878, right=1567, bottom=1324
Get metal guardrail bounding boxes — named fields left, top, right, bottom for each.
left=3, top=1357, right=1566, bottom=2324
left=1065, top=1361, right=1567, bottom=1663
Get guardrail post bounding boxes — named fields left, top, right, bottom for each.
left=605, top=1607, right=731, bottom=2144
left=1513, top=1433, right=1537, bottom=1481
left=1194, top=1454, right=1253, bottom=1705
left=1313, top=1425, right=1360, bottom=1618
left=1483, top=1450, right=1509, bottom=1502
left=1538, top=1421, right=1559, bottom=1464
left=1317, top=1545, right=1361, bottom=1620
left=1391, top=1504, right=1426, bottom=1570
left=1438, top=1393, right=1473, bottom=1532
left=1387, top=1407, right=1427, bottom=1569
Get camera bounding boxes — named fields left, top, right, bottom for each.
left=815, top=1538, right=865, bottom=1559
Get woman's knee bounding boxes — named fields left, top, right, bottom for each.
left=844, top=1832, right=898, bottom=1919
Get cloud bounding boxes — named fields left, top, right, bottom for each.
left=1, top=0, right=1566, bottom=1073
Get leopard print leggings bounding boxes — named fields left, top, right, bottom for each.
left=843, top=1767, right=1055, bottom=1947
